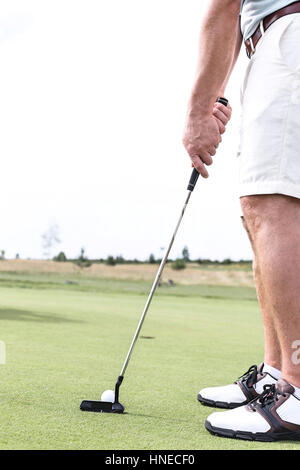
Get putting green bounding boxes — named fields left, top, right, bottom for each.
left=0, top=275, right=298, bottom=450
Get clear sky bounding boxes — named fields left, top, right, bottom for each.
left=0, top=0, right=252, bottom=261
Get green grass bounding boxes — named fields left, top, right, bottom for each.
left=0, top=271, right=256, bottom=300
left=0, top=273, right=298, bottom=450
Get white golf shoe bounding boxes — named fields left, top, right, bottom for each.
left=205, top=379, right=300, bottom=441
left=198, top=363, right=278, bottom=409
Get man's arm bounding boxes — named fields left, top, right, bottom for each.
left=213, top=20, right=242, bottom=134
left=219, top=17, right=243, bottom=97
left=183, top=0, right=242, bottom=178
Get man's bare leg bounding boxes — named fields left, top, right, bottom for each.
left=241, top=217, right=282, bottom=370
left=241, top=194, right=300, bottom=388
left=205, top=194, right=300, bottom=441
left=197, top=217, right=280, bottom=409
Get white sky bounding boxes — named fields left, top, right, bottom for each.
left=0, top=0, right=252, bottom=261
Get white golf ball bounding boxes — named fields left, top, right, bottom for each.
left=101, top=389, right=115, bottom=402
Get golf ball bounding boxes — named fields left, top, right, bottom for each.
left=101, top=389, right=115, bottom=402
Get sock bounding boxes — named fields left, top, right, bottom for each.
left=291, top=383, right=300, bottom=400
left=263, top=362, right=281, bottom=380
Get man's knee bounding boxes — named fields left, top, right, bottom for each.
left=240, top=195, right=267, bottom=235
left=241, top=194, right=300, bottom=234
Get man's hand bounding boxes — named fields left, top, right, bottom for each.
left=213, top=101, right=232, bottom=134
left=183, top=101, right=232, bottom=178
left=183, top=112, right=221, bottom=179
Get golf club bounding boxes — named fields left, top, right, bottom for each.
left=80, top=97, right=228, bottom=413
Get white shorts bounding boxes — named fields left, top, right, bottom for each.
left=238, top=13, right=300, bottom=199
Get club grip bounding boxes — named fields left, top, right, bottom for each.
left=187, top=97, right=228, bottom=192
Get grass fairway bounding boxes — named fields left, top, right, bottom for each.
left=0, top=274, right=298, bottom=450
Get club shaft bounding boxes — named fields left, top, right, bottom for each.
left=119, top=190, right=192, bottom=377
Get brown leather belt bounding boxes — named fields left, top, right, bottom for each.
left=245, top=1, right=300, bottom=58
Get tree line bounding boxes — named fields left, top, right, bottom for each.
left=52, top=246, right=251, bottom=271
left=0, top=245, right=251, bottom=270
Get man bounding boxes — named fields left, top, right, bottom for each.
left=183, top=0, right=300, bottom=441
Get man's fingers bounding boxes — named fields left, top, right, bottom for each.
left=215, top=118, right=226, bottom=135
left=214, top=102, right=232, bottom=119
left=190, top=150, right=213, bottom=166
left=183, top=111, right=226, bottom=178
left=190, top=155, right=209, bottom=178
left=212, top=108, right=228, bottom=126
left=213, top=104, right=232, bottom=129
left=201, top=151, right=213, bottom=165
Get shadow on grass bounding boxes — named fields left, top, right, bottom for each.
left=0, top=308, right=83, bottom=323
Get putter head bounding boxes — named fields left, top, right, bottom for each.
left=80, top=400, right=125, bottom=413
left=80, top=375, right=125, bottom=413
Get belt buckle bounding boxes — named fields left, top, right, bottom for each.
left=246, top=37, right=256, bottom=59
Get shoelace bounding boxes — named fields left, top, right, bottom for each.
left=236, top=365, right=258, bottom=388
left=249, top=384, right=287, bottom=411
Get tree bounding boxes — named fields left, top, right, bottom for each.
left=0, top=250, right=5, bottom=260
left=148, top=253, right=156, bottom=264
left=171, top=259, right=186, bottom=270
left=41, top=224, right=61, bottom=258
left=182, top=246, right=190, bottom=262
left=105, top=256, right=116, bottom=266
left=75, top=247, right=92, bottom=268
left=53, top=251, right=67, bottom=262
left=78, top=247, right=86, bottom=263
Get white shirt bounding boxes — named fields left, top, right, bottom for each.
left=241, top=0, right=292, bottom=39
